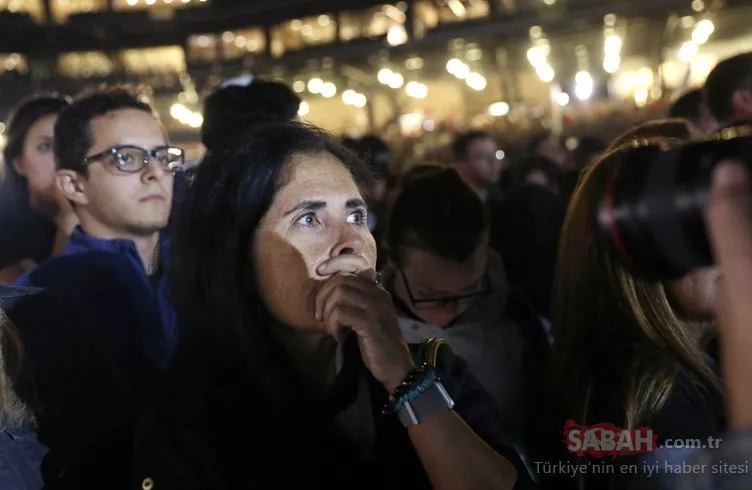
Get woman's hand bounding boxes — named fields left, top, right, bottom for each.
left=314, top=255, right=415, bottom=392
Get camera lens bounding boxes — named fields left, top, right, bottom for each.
left=596, top=137, right=752, bottom=281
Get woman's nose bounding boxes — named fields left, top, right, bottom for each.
left=331, top=227, right=365, bottom=257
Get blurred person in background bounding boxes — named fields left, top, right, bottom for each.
left=509, top=157, right=565, bottom=197
left=452, top=130, right=504, bottom=206
left=669, top=88, right=718, bottom=133
left=704, top=52, right=752, bottom=127
left=541, top=120, right=724, bottom=490
left=383, top=167, right=550, bottom=467
left=527, top=130, right=569, bottom=170
left=0, top=94, right=74, bottom=284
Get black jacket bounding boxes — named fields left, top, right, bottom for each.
left=131, top=338, right=532, bottom=489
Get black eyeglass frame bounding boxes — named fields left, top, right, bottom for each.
left=398, top=267, right=490, bottom=309
left=82, top=145, right=186, bottom=173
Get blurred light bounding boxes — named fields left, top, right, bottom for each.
left=292, top=80, right=305, bottom=93
left=604, top=34, right=622, bottom=55
left=405, top=57, right=424, bottom=71
left=298, top=101, right=310, bottom=117
left=446, top=58, right=463, bottom=74
left=127, top=0, right=137, bottom=5
left=574, top=71, right=594, bottom=100
left=170, top=103, right=188, bottom=120
left=388, top=72, right=405, bottom=89
left=536, top=64, right=555, bottom=82
left=466, top=72, right=487, bottom=91
left=496, top=150, right=506, bottom=160
left=386, top=25, right=408, bottom=46
left=234, top=36, right=247, bottom=48
left=692, top=19, right=715, bottom=44
left=423, top=119, right=435, bottom=132
left=188, top=113, right=203, bottom=128
left=679, top=41, right=698, bottom=63
left=556, top=92, right=570, bottom=106
left=543, top=0, right=555, bottom=4
left=145, top=0, right=156, bottom=5
left=527, top=47, right=546, bottom=66
left=0, top=122, right=5, bottom=133
left=603, top=55, right=621, bottom=74
left=0, top=134, right=5, bottom=148
left=488, top=101, right=510, bottom=117
left=353, top=93, right=368, bottom=108
left=634, top=88, right=649, bottom=107
left=405, top=82, right=428, bottom=99
left=290, top=19, right=302, bottom=31
left=321, top=82, right=337, bottom=98
left=529, top=26, right=542, bottom=38
left=565, top=138, right=579, bottom=151
left=378, top=68, right=393, bottom=84
left=307, top=78, right=323, bottom=93
left=318, top=15, right=330, bottom=27
left=680, top=16, right=696, bottom=29
left=604, top=14, right=616, bottom=26
left=342, top=89, right=357, bottom=105
left=692, top=0, right=704, bottom=12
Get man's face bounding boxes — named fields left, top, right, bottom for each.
left=392, top=245, right=488, bottom=327
left=462, top=137, right=502, bottom=188
left=58, top=108, right=174, bottom=237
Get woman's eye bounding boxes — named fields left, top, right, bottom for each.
left=296, top=213, right=317, bottom=226
left=37, top=142, right=51, bottom=152
left=347, top=209, right=367, bottom=225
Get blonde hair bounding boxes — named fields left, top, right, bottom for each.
left=548, top=119, right=721, bottom=487
left=0, top=309, right=35, bottom=428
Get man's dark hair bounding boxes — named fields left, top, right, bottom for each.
left=387, top=167, right=486, bottom=264
left=452, top=130, right=491, bottom=161
left=704, top=52, right=752, bottom=122
left=200, top=79, right=300, bottom=153
left=669, top=89, right=704, bottom=121
left=54, top=85, right=156, bottom=174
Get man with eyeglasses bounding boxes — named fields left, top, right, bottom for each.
left=380, top=168, right=549, bottom=477
left=14, top=85, right=182, bottom=370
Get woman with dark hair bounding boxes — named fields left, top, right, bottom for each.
left=0, top=94, right=74, bottom=283
left=133, top=122, right=524, bottom=490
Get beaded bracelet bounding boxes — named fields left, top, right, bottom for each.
left=383, top=362, right=434, bottom=414
left=392, top=370, right=438, bottom=413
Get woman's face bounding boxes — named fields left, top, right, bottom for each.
left=12, top=114, right=58, bottom=214
left=253, top=153, right=378, bottom=331
left=666, top=266, right=720, bottom=322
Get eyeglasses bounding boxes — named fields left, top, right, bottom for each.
left=82, top=145, right=185, bottom=174
left=398, top=268, right=490, bottom=310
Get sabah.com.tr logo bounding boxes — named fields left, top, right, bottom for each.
left=563, top=420, right=659, bottom=458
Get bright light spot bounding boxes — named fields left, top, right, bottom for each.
left=692, top=19, right=714, bottom=44
left=565, top=137, right=579, bottom=151
left=318, top=15, right=330, bottom=27
left=496, top=150, right=506, bottom=160
left=423, top=119, right=435, bottom=132
left=0, top=122, right=5, bottom=133
left=377, top=68, right=393, bottom=84
left=634, top=88, right=649, bottom=107
left=543, top=0, right=555, bottom=5
left=604, top=34, right=622, bottom=55
left=307, top=78, right=323, bottom=93
left=691, top=0, right=704, bottom=12
left=446, top=58, right=463, bottom=74
left=342, top=89, right=357, bottom=105
left=680, top=16, right=695, bottom=29
left=556, top=92, right=570, bottom=106
left=353, top=94, right=368, bottom=108
left=536, top=64, right=555, bottom=83
left=604, top=13, right=616, bottom=26
left=321, top=82, right=337, bottom=98
left=574, top=71, right=594, bottom=100
left=188, top=113, right=203, bottom=128
left=679, top=41, right=698, bottom=63
left=603, top=55, right=621, bottom=74
left=529, top=26, right=542, bottom=38
left=292, top=80, right=305, bottom=93
left=145, top=0, right=155, bottom=5
left=405, top=82, right=428, bottom=99
left=298, top=101, right=310, bottom=117
left=466, top=72, right=487, bottom=91
left=527, top=47, right=546, bottom=66
left=388, top=72, right=404, bottom=89
left=488, top=101, right=510, bottom=117
left=386, top=25, right=408, bottom=46
left=127, top=0, right=137, bottom=5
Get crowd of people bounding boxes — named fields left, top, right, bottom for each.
left=0, top=48, right=752, bottom=490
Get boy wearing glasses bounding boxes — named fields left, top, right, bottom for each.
left=14, top=85, right=182, bottom=369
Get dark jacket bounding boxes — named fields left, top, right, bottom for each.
left=131, top=337, right=533, bottom=490
left=1, top=285, right=160, bottom=490
left=14, top=226, right=176, bottom=370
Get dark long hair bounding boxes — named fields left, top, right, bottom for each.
left=169, top=121, right=371, bottom=400
left=1, top=94, right=71, bottom=204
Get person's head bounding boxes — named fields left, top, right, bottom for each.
left=669, top=88, right=718, bottom=133
left=351, top=135, right=391, bottom=204
left=2, top=94, right=71, bottom=215
left=512, top=156, right=564, bottom=195
left=54, top=86, right=181, bottom=239
left=551, top=120, right=721, bottom=434
left=201, top=78, right=301, bottom=153
left=528, top=130, right=568, bottom=168
left=452, top=130, right=501, bottom=191
left=171, top=121, right=374, bottom=370
left=607, top=118, right=694, bottom=151
left=705, top=52, right=752, bottom=125
left=572, top=137, right=607, bottom=171
left=387, top=168, right=488, bottom=327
